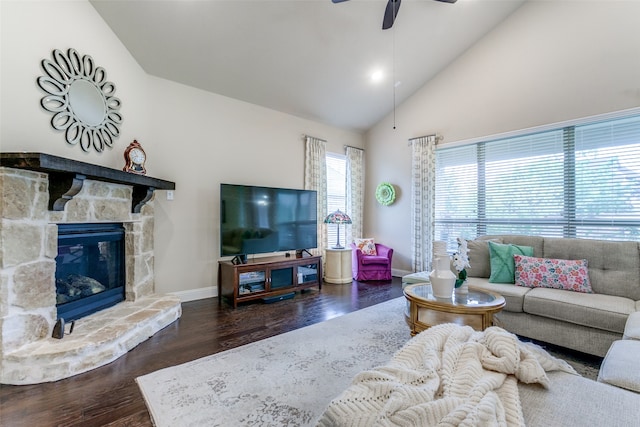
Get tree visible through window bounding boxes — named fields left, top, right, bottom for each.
left=326, top=153, right=346, bottom=247
left=435, top=114, right=640, bottom=248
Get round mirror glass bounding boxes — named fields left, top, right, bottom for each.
left=68, top=79, right=107, bottom=126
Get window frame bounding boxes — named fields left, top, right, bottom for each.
left=435, top=111, right=640, bottom=244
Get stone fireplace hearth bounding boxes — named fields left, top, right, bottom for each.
left=0, top=153, right=180, bottom=385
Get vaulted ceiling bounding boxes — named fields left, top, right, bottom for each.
left=90, top=0, right=525, bottom=132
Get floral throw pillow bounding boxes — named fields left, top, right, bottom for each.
left=514, top=255, right=593, bottom=293
left=355, top=238, right=377, bottom=256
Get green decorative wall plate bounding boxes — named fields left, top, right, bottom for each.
left=375, top=182, right=396, bottom=206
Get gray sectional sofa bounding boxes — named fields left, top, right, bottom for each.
left=391, top=235, right=640, bottom=423
left=465, top=235, right=640, bottom=357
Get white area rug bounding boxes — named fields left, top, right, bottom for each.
left=136, top=298, right=411, bottom=427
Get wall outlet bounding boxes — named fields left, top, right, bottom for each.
left=167, top=190, right=174, bottom=201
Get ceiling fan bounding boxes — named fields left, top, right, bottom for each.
left=332, top=0, right=457, bottom=30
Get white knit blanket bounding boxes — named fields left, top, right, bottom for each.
left=316, top=324, right=576, bottom=427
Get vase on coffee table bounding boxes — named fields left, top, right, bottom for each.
left=429, top=253, right=456, bottom=298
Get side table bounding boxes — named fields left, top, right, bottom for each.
left=324, top=248, right=352, bottom=284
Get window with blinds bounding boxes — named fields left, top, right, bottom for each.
left=435, top=114, right=640, bottom=246
left=326, top=153, right=347, bottom=246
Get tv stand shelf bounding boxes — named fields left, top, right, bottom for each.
left=218, top=255, right=322, bottom=308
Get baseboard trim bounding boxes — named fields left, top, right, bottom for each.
left=169, top=286, right=218, bottom=302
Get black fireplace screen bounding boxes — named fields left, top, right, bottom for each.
left=55, top=223, right=125, bottom=321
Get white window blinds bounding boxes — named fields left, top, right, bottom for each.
left=435, top=114, right=640, bottom=245
left=326, top=153, right=347, bottom=246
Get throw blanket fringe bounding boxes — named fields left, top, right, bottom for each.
left=316, top=324, right=576, bottom=427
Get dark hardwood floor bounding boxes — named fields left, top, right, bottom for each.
left=0, top=279, right=404, bottom=427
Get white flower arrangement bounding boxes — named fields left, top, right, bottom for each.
left=453, top=238, right=471, bottom=287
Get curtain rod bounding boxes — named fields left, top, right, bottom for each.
left=301, top=134, right=327, bottom=143
left=343, top=145, right=364, bottom=151
left=407, top=134, right=443, bottom=146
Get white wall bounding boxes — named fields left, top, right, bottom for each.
left=0, top=0, right=364, bottom=299
left=365, top=0, right=640, bottom=275
left=147, top=77, right=362, bottom=297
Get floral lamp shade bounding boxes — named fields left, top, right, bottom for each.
left=324, top=209, right=352, bottom=249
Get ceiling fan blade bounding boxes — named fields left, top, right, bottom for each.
left=332, top=0, right=454, bottom=30
left=382, top=0, right=401, bottom=30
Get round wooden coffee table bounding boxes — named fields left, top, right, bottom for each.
left=403, top=283, right=505, bottom=336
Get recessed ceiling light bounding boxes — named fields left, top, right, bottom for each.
left=371, top=70, right=384, bottom=83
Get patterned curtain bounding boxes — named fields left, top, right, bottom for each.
left=304, top=136, right=328, bottom=257
left=345, top=146, right=364, bottom=245
left=409, top=135, right=438, bottom=272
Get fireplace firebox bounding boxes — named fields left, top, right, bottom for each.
left=55, top=223, right=126, bottom=322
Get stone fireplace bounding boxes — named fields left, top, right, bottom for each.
left=0, top=153, right=181, bottom=385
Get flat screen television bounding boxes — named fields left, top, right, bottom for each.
left=220, top=184, right=318, bottom=261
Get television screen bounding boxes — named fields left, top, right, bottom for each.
left=220, top=184, right=318, bottom=257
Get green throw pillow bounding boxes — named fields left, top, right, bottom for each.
left=488, top=241, right=534, bottom=284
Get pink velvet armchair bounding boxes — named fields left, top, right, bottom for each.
left=350, top=243, right=393, bottom=281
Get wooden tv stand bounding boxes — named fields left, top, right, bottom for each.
left=218, top=255, right=322, bottom=308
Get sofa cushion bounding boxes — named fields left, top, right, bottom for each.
left=401, top=271, right=430, bottom=286
left=467, top=278, right=530, bottom=313
left=488, top=241, right=534, bottom=283
left=354, top=238, right=377, bottom=255
left=461, top=237, right=503, bottom=278
left=597, top=340, right=640, bottom=393
left=360, top=256, right=389, bottom=265
left=514, top=255, right=593, bottom=293
left=623, top=311, right=640, bottom=340
left=523, top=287, right=634, bottom=333
left=540, top=237, right=640, bottom=300
left=520, top=370, right=640, bottom=426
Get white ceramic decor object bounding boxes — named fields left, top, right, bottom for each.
left=429, top=253, right=456, bottom=298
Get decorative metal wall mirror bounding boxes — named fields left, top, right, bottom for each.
left=37, top=48, right=123, bottom=153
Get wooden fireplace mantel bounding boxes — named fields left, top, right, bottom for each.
left=0, top=152, right=175, bottom=213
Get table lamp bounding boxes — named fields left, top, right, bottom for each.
left=324, top=209, right=352, bottom=249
